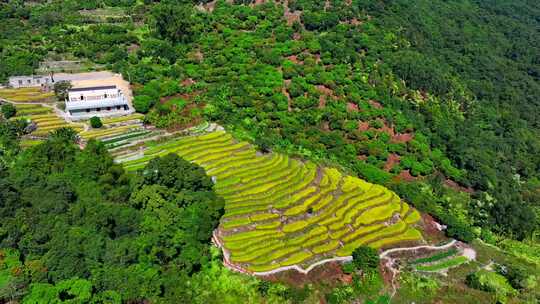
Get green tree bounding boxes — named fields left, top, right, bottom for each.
left=352, top=246, right=380, bottom=273
left=1, top=104, right=16, bottom=119
left=53, top=81, right=72, bottom=101
left=466, top=269, right=516, bottom=303
left=133, top=95, right=154, bottom=113
left=151, top=3, right=198, bottom=43
left=90, top=116, right=103, bottom=128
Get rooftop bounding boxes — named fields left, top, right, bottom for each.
left=69, top=85, right=117, bottom=92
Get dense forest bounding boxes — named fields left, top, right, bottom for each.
left=0, top=122, right=299, bottom=303
left=0, top=121, right=394, bottom=304
left=1, top=0, right=539, bottom=303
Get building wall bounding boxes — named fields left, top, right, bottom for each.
left=8, top=76, right=52, bottom=88
left=66, top=87, right=132, bottom=119
left=67, top=88, right=120, bottom=102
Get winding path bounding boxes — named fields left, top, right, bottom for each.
left=378, top=239, right=457, bottom=297
left=379, top=239, right=457, bottom=259
left=214, top=224, right=458, bottom=277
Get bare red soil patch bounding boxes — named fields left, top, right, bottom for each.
left=284, top=11, right=301, bottom=26
left=357, top=154, right=368, bottom=161
left=283, top=88, right=292, bottom=112
left=188, top=50, right=204, bottom=62
left=262, top=261, right=349, bottom=288
left=318, top=95, right=326, bottom=109
left=346, top=102, right=359, bottom=112
left=316, top=85, right=335, bottom=97
left=181, top=78, right=196, bottom=86
left=444, top=179, right=474, bottom=194
left=340, top=18, right=362, bottom=26
left=197, top=0, right=216, bottom=12
left=127, top=43, right=140, bottom=53
left=350, top=18, right=361, bottom=26
left=420, top=214, right=448, bottom=243
left=394, top=170, right=420, bottom=182
left=422, top=214, right=442, bottom=234
left=322, top=121, right=330, bottom=131
left=380, top=259, right=394, bottom=287
left=324, top=0, right=331, bottom=10
left=384, top=153, right=400, bottom=172
left=316, top=85, right=338, bottom=109
left=357, top=121, right=370, bottom=131
left=391, top=132, right=414, bottom=144
left=371, top=118, right=415, bottom=144
left=283, top=79, right=292, bottom=112
left=378, top=120, right=394, bottom=135
left=368, top=100, right=383, bottom=109
left=286, top=55, right=303, bottom=65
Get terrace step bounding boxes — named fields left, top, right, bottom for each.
left=117, top=131, right=423, bottom=272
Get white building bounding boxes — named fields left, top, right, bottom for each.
left=66, top=85, right=132, bottom=118
left=8, top=75, right=53, bottom=88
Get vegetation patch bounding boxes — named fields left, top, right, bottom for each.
left=415, top=256, right=469, bottom=272
left=119, top=131, right=422, bottom=272
left=0, top=88, right=55, bottom=103
left=410, top=248, right=459, bottom=265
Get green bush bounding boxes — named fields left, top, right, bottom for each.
left=53, top=81, right=72, bottom=101
left=466, top=269, right=516, bottom=302
left=1, top=104, right=16, bottom=119
left=133, top=95, right=154, bottom=113
left=352, top=246, right=380, bottom=273
left=89, top=116, right=102, bottom=128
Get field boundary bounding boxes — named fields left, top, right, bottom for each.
left=213, top=229, right=452, bottom=276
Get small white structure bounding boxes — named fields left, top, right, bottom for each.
left=66, top=85, right=132, bottom=119
left=8, top=75, right=53, bottom=88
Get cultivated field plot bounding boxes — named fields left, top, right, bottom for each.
left=0, top=88, right=55, bottom=103
left=119, top=131, right=423, bottom=273
left=13, top=104, right=84, bottom=136
left=411, top=248, right=470, bottom=272
left=80, top=114, right=157, bottom=145
left=78, top=7, right=130, bottom=23
left=101, top=113, right=144, bottom=124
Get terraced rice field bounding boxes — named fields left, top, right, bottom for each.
left=80, top=125, right=140, bottom=140
left=0, top=88, right=55, bottom=102
left=4, top=98, right=151, bottom=142
left=119, top=131, right=423, bottom=273
left=79, top=113, right=154, bottom=143
left=13, top=104, right=84, bottom=136
left=101, top=113, right=145, bottom=124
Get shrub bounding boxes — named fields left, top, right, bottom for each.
left=354, top=162, right=392, bottom=185
left=167, top=97, right=187, bottom=111
left=1, top=104, right=16, bottom=119
left=466, top=269, right=516, bottom=302
left=89, top=116, right=102, bottom=128
left=496, top=263, right=538, bottom=290
left=53, top=81, right=72, bottom=100
left=352, top=246, right=380, bottom=273
left=133, top=95, right=154, bottom=113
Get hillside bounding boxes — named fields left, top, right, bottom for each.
left=119, top=130, right=422, bottom=273
left=0, top=0, right=539, bottom=303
